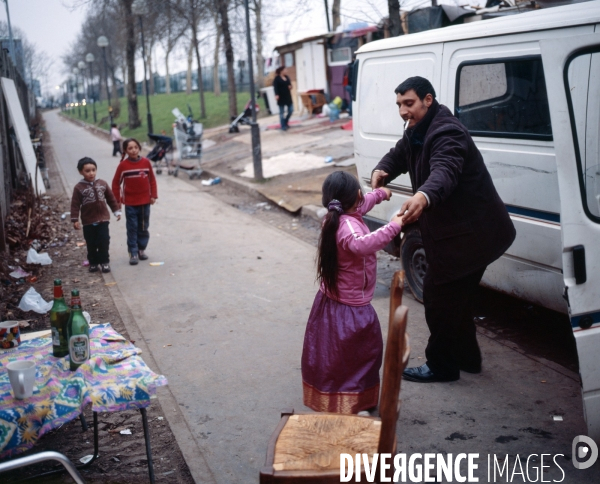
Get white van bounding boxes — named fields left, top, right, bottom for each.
left=353, top=1, right=600, bottom=439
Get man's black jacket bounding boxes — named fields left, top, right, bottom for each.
left=374, top=100, right=516, bottom=284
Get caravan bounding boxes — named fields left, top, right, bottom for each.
left=353, top=1, right=600, bottom=439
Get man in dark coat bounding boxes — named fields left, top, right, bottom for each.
left=371, top=76, right=516, bottom=382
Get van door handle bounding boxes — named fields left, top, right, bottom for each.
left=573, top=245, right=586, bottom=284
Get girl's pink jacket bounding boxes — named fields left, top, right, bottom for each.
left=322, top=188, right=402, bottom=306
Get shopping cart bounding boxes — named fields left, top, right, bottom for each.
left=147, top=134, right=173, bottom=175
left=171, top=107, right=203, bottom=179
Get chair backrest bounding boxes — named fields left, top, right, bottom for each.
left=377, top=271, right=410, bottom=455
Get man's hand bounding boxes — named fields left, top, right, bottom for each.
left=371, top=170, right=389, bottom=189
left=399, top=192, right=428, bottom=225
left=73, top=221, right=81, bottom=230
left=150, top=198, right=156, bottom=205
left=380, top=187, right=392, bottom=201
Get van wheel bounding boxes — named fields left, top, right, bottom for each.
left=401, top=229, right=427, bottom=303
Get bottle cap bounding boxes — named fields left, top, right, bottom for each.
left=54, top=279, right=62, bottom=285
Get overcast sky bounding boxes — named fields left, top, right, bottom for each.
left=0, top=0, right=464, bottom=97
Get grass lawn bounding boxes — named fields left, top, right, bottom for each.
left=63, top=90, right=265, bottom=141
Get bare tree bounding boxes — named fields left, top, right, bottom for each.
left=212, top=11, right=221, bottom=96
left=332, top=0, right=341, bottom=31
left=215, top=0, right=237, bottom=119
left=186, top=38, right=194, bottom=95
left=388, top=0, right=402, bottom=37
left=120, top=0, right=141, bottom=128
left=155, top=0, right=187, bottom=94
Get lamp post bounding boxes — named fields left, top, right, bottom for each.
left=243, top=0, right=263, bottom=180
left=97, top=35, right=113, bottom=125
left=132, top=0, right=153, bottom=135
left=78, top=61, right=88, bottom=119
left=86, top=53, right=97, bottom=123
left=72, top=67, right=81, bottom=118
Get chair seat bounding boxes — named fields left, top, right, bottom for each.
left=272, top=414, right=381, bottom=472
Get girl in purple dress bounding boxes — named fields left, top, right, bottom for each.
left=302, top=171, right=403, bottom=414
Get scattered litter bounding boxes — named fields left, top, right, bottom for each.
left=111, top=457, right=120, bottom=463
left=201, top=177, right=221, bottom=186
left=27, top=276, right=38, bottom=283
left=76, top=242, right=86, bottom=247
left=61, top=212, right=70, bottom=220
left=26, top=248, right=52, bottom=265
left=157, top=417, right=164, bottom=421
left=82, top=260, right=89, bottom=266
left=162, top=471, right=175, bottom=476
left=9, top=267, right=31, bottom=279
left=17, top=321, right=31, bottom=328
left=149, top=262, right=164, bottom=266
left=256, top=202, right=269, bottom=208
left=83, top=312, right=91, bottom=324
left=119, top=429, right=132, bottom=435
left=18, top=287, right=53, bottom=314
left=163, top=344, right=172, bottom=347
left=324, top=156, right=333, bottom=163
left=553, top=415, right=563, bottom=421
left=79, top=455, right=95, bottom=464
left=108, top=426, right=129, bottom=434
left=104, top=282, right=117, bottom=286
left=30, top=240, right=42, bottom=252
left=73, top=279, right=81, bottom=283
left=541, top=380, right=547, bottom=383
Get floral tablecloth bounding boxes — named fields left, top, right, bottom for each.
left=0, top=323, right=167, bottom=458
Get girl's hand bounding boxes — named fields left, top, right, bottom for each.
left=390, top=214, right=403, bottom=228
left=73, top=221, right=81, bottom=230
left=380, top=187, right=392, bottom=201
left=150, top=198, right=156, bottom=205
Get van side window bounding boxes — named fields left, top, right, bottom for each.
left=566, top=50, right=600, bottom=222
left=455, top=57, right=552, bottom=141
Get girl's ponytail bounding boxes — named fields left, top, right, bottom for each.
left=316, top=172, right=361, bottom=300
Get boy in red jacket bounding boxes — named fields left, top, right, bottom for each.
left=71, top=157, right=121, bottom=273
left=112, top=138, right=158, bottom=265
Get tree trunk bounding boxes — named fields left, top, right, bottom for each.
left=186, top=39, right=193, bottom=95
left=388, top=0, right=402, bottom=37
left=123, top=0, right=140, bottom=129
left=191, top=21, right=206, bottom=119
left=213, top=14, right=221, bottom=96
left=217, top=0, right=237, bottom=119
left=332, top=0, right=341, bottom=31
left=253, top=0, right=265, bottom=89
left=165, top=50, right=171, bottom=95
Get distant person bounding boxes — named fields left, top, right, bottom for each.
left=110, top=123, right=122, bottom=157
left=301, top=171, right=403, bottom=414
left=273, top=66, right=293, bottom=131
left=111, top=138, right=158, bottom=266
left=71, top=157, right=121, bottom=273
left=343, top=58, right=356, bottom=117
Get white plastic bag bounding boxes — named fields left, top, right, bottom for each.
left=26, top=248, right=52, bottom=265
left=18, top=287, right=53, bottom=314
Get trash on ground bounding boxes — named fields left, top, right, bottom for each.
left=162, top=471, right=175, bottom=476
left=149, top=262, right=164, bottom=266
left=201, top=177, right=221, bottom=186
left=76, top=242, right=86, bottom=247
left=82, top=260, right=89, bottom=266
left=18, top=287, right=53, bottom=314
left=27, top=276, right=38, bottom=283
left=256, top=202, right=269, bottom=208
left=157, top=416, right=164, bottom=421
left=17, top=320, right=31, bottom=328
left=9, top=267, right=31, bottom=279
left=30, top=240, right=42, bottom=252
left=324, top=156, right=333, bottom=163
left=541, top=380, right=547, bottom=383
left=26, top=248, right=53, bottom=265
left=163, top=344, right=172, bottom=348
left=111, top=457, right=120, bottom=462
left=119, top=429, right=132, bottom=435
left=79, top=455, right=95, bottom=464
left=553, top=415, right=563, bottom=421
left=61, top=212, right=70, bottom=220
left=104, top=282, right=117, bottom=286
left=83, top=311, right=91, bottom=324
left=108, top=426, right=128, bottom=434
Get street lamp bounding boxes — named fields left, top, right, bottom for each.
left=72, top=67, right=81, bottom=118
left=78, top=60, right=88, bottom=119
left=132, top=0, right=153, bottom=135
left=86, top=53, right=97, bottom=123
left=97, top=35, right=113, bottom=125
left=243, top=0, right=263, bottom=180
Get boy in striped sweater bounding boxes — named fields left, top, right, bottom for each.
left=112, top=138, right=158, bottom=265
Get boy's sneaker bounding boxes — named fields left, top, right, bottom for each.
left=138, top=250, right=148, bottom=260
left=129, top=254, right=139, bottom=265
left=89, top=264, right=99, bottom=273
left=101, top=264, right=111, bottom=273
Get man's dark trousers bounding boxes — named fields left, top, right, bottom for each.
left=423, top=266, right=486, bottom=379
left=83, top=222, right=110, bottom=265
left=125, top=204, right=150, bottom=255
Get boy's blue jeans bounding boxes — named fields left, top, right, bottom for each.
left=125, top=204, right=150, bottom=255
left=279, top=103, right=293, bottom=129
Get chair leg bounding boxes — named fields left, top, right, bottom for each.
left=140, top=408, right=155, bottom=484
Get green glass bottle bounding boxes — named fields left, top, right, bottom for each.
left=67, top=289, right=90, bottom=371
left=50, top=279, right=70, bottom=357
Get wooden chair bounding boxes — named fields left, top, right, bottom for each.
left=299, top=92, right=327, bottom=115
left=260, top=271, right=410, bottom=483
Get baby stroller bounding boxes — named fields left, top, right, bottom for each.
left=147, top=134, right=173, bottom=175
left=229, top=99, right=260, bottom=133
left=171, top=106, right=203, bottom=179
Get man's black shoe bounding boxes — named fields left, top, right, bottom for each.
left=459, top=363, right=481, bottom=374
left=402, top=364, right=459, bottom=383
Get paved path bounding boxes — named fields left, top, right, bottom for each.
left=44, top=110, right=598, bottom=482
